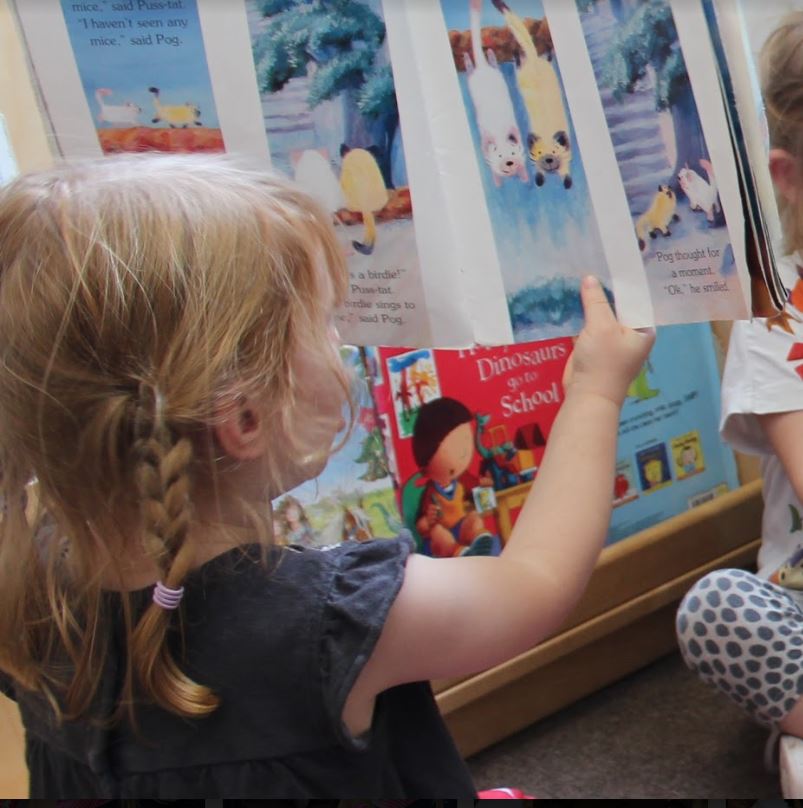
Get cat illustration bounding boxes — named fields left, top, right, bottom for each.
left=678, top=158, right=719, bottom=223
left=291, top=149, right=346, bottom=216
left=340, top=144, right=389, bottom=256
left=636, top=185, right=679, bottom=251
left=464, top=0, right=528, bottom=187
left=492, top=0, right=572, bottom=188
left=148, top=86, right=202, bottom=128
left=291, top=149, right=352, bottom=256
left=95, top=88, right=141, bottom=126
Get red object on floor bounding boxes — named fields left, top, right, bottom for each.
left=477, top=787, right=536, bottom=799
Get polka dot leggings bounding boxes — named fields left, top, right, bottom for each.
left=676, top=568, right=803, bottom=727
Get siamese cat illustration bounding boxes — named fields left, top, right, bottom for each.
left=148, top=86, right=202, bottom=128
left=636, top=185, right=679, bottom=251
left=339, top=144, right=389, bottom=256
left=464, top=0, right=528, bottom=187
left=492, top=0, right=572, bottom=188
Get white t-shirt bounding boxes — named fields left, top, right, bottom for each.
left=721, top=254, right=803, bottom=585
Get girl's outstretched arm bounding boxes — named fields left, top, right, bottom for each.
left=343, top=278, right=655, bottom=734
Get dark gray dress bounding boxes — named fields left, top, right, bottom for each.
left=0, top=535, right=476, bottom=798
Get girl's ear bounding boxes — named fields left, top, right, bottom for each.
left=214, top=395, right=268, bottom=461
left=769, top=148, right=800, bottom=204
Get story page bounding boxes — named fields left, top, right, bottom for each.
left=549, top=0, right=751, bottom=324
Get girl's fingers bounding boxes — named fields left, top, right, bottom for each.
left=580, top=275, right=615, bottom=325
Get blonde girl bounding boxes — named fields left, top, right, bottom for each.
left=677, top=11, right=803, bottom=769
left=0, top=153, right=652, bottom=797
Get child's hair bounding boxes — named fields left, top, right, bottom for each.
left=761, top=11, right=803, bottom=252
left=412, top=397, right=473, bottom=470
left=0, top=153, right=350, bottom=722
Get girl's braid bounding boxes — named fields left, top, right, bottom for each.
left=132, top=384, right=192, bottom=577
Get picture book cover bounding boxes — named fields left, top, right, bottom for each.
left=271, top=346, right=402, bottom=548
left=608, top=321, right=740, bottom=543
left=366, top=339, right=571, bottom=557
left=370, top=323, right=738, bottom=552
left=457, top=323, right=741, bottom=545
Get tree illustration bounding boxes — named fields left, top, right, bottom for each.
left=579, top=0, right=706, bottom=177
left=251, top=0, right=399, bottom=186
left=601, top=3, right=683, bottom=109
left=577, top=0, right=633, bottom=26
left=354, top=428, right=390, bottom=482
left=576, top=0, right=597, bottom=12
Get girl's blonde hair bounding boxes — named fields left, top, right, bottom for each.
left=761, top=11, right=803, bottom=253
left=0, top=153, right=349, bottom=721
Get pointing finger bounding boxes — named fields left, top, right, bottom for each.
left=580, top=275, right=616, bottom=325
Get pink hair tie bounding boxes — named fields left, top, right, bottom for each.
left=152, top=581, right=184, bottom=610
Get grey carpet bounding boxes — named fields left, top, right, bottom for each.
left=466, top=652, right=782, bottom=798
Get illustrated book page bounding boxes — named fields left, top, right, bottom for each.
left=12, top=0, right=472, bottom=347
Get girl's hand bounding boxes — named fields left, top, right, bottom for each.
left=562, top=275, right=656, bottom=407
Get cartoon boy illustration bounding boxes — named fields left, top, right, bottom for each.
left=412, top=397, right=494, bottom=558
left=679, top=443, right=698, bottom=475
